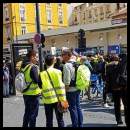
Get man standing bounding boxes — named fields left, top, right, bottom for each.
left=105, top=55, right=127, bottom=126
left=21, top=50, right=41, bottom=127
left=39, top=54, right=67, bottom=127
left=62, top=49, right=83, bottom=127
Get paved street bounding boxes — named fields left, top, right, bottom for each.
left=3, top=93, right=126, bottom=127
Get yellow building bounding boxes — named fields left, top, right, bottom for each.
left=3, top=3, right=68, bottom=47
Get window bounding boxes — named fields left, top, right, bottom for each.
left=83, top=13, right=85, bottom=20
left=5, top=25, right=10, bottom=38
left=46, top=3, right=51, bottom=6
left=117, top=3, right=120, bottom=10
left=58, top=9, right=63, bottom=24
left=47, top=9, right=52, bottom=23
left=86, top=3, right=90, bottom=7
left=74, top=15, right=77, bottom=22
left=4, top=7, right=9, bottom=21
left=94, top=9, right=98, bottom=16
left=89, top=3, right=93, bottom=6
left=106, top=5, right=110, bottom=12
left=88, top=11, right=92, bottom=18
left=100, top=7, right=104, bottom=15
left=58, top=3, right=62, bottom=7
left=19, top=4, right=25, bottom=22
left=21, top=26, right=26, bottom=35
left=124, top=3, right=127, bottom=7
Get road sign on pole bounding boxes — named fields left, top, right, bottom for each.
left=34, top=33, right=41, bottom=44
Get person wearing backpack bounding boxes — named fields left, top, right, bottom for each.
left=62, top=49, right=83, bottom=127
left=21, top=50, right=41, bottom=127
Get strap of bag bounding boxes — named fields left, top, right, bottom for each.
left=46, top=70, right=60, bottom=102
left=22, top=65, right=33, bottom=93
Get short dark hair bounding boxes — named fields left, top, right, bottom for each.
left=62, top=49, right=72, bottom=57
left=45, top=54, right=55, bottom=66
left=27, top=50, right=36, bottom=60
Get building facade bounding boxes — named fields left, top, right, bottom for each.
left=69, top=3, right=127, bottom=26
left=3, top=3, right=68, bottom=48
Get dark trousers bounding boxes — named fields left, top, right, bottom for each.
left=66, top=90, right=83, bottom=127
left=44, top=103, right=65, bottom=127
left=112, top=90, right=127, bottom=126
left=103, top=86, right=107, bottom=104
left=22, top=95, right=40, bottom=127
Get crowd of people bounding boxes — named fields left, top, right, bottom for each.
left=3, top=48, right=127, bottom=127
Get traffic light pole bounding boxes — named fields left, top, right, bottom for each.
left=35, top=3, right=44, bottom=71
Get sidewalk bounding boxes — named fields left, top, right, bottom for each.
left=3, top=94, right=126, bottom=127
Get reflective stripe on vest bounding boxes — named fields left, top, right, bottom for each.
left=42, top=86, right=65, bottom=93
left=41, top=93, right=66, bottom=99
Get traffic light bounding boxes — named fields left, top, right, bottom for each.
left=40, top=33, right=45, bottom=48
left=78, top=38, right=86, bottom=48
left=78, top=29, right=86, bottom=48
left=78, top=29, right=85, bottom=39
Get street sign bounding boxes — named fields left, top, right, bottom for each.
left=34, top=33, right=41, bottom=44
left=51, top=47, right=56, bottom=55
left=108, top=45, right=120, bottom=54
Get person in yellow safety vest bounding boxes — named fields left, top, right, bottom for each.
left=38, top=54, right=67, bottom=127
left=21, top=50, right=41, bottom=127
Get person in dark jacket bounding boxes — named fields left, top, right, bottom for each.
left=105, top=55, right=127, bottom=126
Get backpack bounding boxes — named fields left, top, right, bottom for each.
left=68, top=61, right=80, bottom=87
left=15, top=65, right=32, bottom=93
left=76, top=65, right=91, bottom=90
left=68, top=61, right=91, bottom=90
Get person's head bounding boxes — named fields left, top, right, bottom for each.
left=110, top=55, right=119, bottom=62
left=80, top=56, right=87, bottom=64
left=27, top=50, right=37, bottom=64
left=119, top=53, right=127, bottom=63
left=45, top=54, right=55, bottom=67
left=62, top=49, right=72, bottom=63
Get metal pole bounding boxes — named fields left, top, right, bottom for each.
left=14, top=4, right=18, bottom=43
left=35, top=3, right=43, bottom=71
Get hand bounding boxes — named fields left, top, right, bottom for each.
left=65, top=85, right=69, bottom=91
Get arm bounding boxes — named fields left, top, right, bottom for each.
left=63, top=64, right=71, bottom=91
left=30, top=65, right=39, bottom=83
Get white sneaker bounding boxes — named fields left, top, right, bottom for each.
left=103, top=103, right=110, bottom=108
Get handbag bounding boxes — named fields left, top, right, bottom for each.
left=46, top=70, right=69, bottom=113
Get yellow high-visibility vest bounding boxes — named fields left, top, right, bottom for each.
left=76, top=64, right=91, bottom=90
left=40, top=67, right=66, bottom=104
left=22, top=64, right=41, bottom=95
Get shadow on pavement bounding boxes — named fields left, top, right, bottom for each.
left=66, top=123, right=118, bottom=127
left=80, top=98, right=115, bottom=115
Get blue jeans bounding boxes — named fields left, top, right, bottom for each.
left=66, top=90, right=83, bottom=127
left=44, top=103, right=65, bottom=127
left=22, top=95, right=40, bottom=127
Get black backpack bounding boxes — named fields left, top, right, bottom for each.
left=68, top=61, right=80, bottom=87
